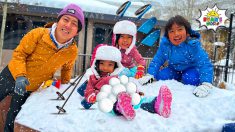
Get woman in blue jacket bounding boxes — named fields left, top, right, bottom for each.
left=139, top=15, right=213, bottom=98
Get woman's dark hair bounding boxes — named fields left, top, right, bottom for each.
left=165, top=15, right=191, bottom=38
left=95, top=60, right=118, bottom=75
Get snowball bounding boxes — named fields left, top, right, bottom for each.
left=112, top=84, right=126, bottom=96
left=96, top=92, right=108, bottom=102
left=109, top=77, right=120, bottom=86
left=108, top=94, right=117, bottom=104
left=126, top=82, right=137, bottom=94
left=119, top=75, right=129, bottom=84
left=100, top=84, right=112, bottom=94
left=131, top=93, right=141, bottom=105
left=98, top=98, right=114, bottom=113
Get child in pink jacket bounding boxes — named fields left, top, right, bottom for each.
left=79, top=44, right=173, bottom=119
left=82, top=44, right=136, bottom=120
left=112, top=20, right=146, bottom=79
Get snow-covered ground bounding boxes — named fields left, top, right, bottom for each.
left=16, top=77, right=235, bottom=132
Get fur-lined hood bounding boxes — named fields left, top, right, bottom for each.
left=112, top=20, right=137, bottom=55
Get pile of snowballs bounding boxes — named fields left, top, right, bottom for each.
left=97, top=75, right=141, bottom=113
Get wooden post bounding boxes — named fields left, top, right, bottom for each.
left=0, top=0, right=7, bottom=65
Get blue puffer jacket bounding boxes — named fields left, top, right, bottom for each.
left=147, top=30, right=213, bottom=83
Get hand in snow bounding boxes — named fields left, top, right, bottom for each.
left=138, top=74, right=154, bottom=85
left=14, top=76, right=30, bottom=96
left=193, top=82, right=213, bottom=98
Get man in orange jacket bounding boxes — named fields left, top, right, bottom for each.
left=0, top=3, right=84, bottom=132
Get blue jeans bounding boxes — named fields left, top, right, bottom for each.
left=156, top=67, right=200, bottom=86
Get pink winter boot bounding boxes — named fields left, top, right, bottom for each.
left=154, top=85, right=172, bottom=118
left=116, top=92, right=136, bottom=120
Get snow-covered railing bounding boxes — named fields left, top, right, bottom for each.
left=75, top=54, right=235, bottom=85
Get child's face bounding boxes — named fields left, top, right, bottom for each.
left=168, top=23, right=188, bottom=46
left=118, top=34, right=133, bottom=49
left=99, top=60, right=116, bottom=74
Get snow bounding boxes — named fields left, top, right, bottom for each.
left=213, top=42, right=225, bottom=47
left=15, top=77, right=235, bottom=132
left=214, top=59, right=233, bottom=66
left=2, top=0, right=140, bottom=17
left=109, top=77, right=121, bottom=86
left=100, top=85, right=112, bottom=94
left=119, top=75, right=129, bottom=84
left=98, top=98, right=113, bottom=113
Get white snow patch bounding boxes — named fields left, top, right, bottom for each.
left=15, top=78, right=235, bottom=132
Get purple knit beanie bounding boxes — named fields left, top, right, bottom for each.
left=58, top=3, right=85, bottom=32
